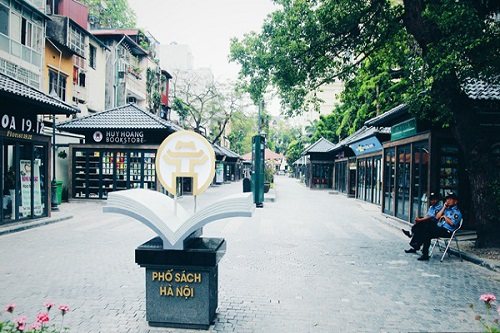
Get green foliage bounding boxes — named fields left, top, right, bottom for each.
left=285, top=138, right=306, bottom=165
left=146, top=68, right=161, bottom=115
left=81, top=0, right=136, bottom=29
left=265, top=164, right=275, bottom=184
left=227, top=110, right=255, bottom=155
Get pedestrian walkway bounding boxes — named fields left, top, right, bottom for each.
left=0, top=177, right=498, bottom=332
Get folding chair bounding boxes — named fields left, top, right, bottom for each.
left=429, top=218, right=463, bottom=262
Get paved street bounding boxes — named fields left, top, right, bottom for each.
left=1, top=176, right=499, bottom=332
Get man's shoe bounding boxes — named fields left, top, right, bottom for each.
left=402, top=229, right=412, bottom=238
left=404, top=248, right=417, bottom=254
left=417, top=255, right=430, bottom=261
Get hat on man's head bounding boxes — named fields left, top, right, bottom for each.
left=429, top=192, right=440, bottom=200
left=445, top=191, right=458, bottom=200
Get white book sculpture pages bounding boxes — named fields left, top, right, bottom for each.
left=103, top=189, right=254, bottom=249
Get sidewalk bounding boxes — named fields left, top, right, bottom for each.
left=0, top=207, right=73, bottom=236
left=360, top=200, right=500, bottom=272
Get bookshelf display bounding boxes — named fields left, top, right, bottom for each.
left=71, top=148, right=157, bottom=199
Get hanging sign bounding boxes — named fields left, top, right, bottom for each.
left=156, top=131, right=215, bottom=196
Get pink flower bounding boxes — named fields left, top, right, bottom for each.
left=36, top=312, right=50, bottom=323
left=4, top=303, right=16, bottom=313
left=480, top=293, right=497, bottom=304
left=58, top=304, right=70, bottom=316
left=43, top=301, right=54, bottom=311
left=29, top=322, right=42, bottom=331
left=14, top=316, right=27, bottom=331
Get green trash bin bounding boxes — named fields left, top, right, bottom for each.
left=55, top=181, right=64, bottom=204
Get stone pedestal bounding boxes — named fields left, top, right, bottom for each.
left=135, top=237, right=226, bottom=329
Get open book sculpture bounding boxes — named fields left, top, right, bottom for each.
left=103, top=189, right=254, bottom=250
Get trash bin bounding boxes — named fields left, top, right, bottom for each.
left=55, top=181, right=64, bottom=204
left=243, top=178, right=251, bottom=193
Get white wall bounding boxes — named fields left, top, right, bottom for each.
left=85, top=39, right=107, bottom=114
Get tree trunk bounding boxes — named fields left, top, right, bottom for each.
left=439, top=77, right=500, bottom=247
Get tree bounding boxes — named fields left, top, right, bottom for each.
left=230, top=0, right=500, bottom=246
left=81, top=0, right=137, bottom=29
left=227, top=110, right=256, bottom=155
left=170, top=70, right=219, bottom=134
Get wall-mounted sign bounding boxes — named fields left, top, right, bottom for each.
left=1, top=113, right=44, bottom=134
left=89, top=130, right=146, bottom=144
left=391, top=118, right=417, bottom=141
left=156, top=131, right=215, bottom=196
left=349, top=136, right=382, bottom=156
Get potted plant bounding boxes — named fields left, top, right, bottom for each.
left=264, top=164, right=274, bottom=193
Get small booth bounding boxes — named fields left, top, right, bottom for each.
left=302, top=137, right=336, bottom=189
left=0, top=73, right=78, bottom=225
left=331, top=138, right=356, bottom=196
left=214, top=144, right=241, bottom=182
left=348, top=127, right=390, bottom=206
left=57, top=104, right=180, bottom=199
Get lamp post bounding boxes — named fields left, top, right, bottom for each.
left=49, top=88, right=59, bottom=211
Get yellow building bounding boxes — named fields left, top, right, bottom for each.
left=44, top=39, right=74, bottom=108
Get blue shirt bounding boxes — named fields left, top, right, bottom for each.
left=437, top=205, right=462, bottom=232
left=426, top=202, right=443, bottom=221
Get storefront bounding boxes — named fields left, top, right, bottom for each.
left=302, top=137, right=336, bottom=189
left=365, top=104, right=469, bottom=224
left=214, top=144, right=241, bottom=182
left=348, top=128, right=389, bottom=206
left=57, top=104, right=180, bottom=199
left=0, top=73, right=78, bottom=224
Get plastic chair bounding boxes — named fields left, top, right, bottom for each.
left=429, top=218, right=463, bottom=262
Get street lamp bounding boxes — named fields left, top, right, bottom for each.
left=49, top=88, right=59, bottom=211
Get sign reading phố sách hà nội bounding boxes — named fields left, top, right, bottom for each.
left=151, top=269, right=203, bottom=299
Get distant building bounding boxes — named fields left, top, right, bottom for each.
left=159, top=42, right=193, bottom=72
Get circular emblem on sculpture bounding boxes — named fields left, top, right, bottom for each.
left=156, top=131, right=215, bottom=196
left=93, top=131, right=103, bottom=143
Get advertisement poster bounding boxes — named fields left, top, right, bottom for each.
left=215, top=163, right=224, bottom=184
left=20, top=160, right=43, bottom=217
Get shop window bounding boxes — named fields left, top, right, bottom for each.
left=49, top=69, right=67, bottom=101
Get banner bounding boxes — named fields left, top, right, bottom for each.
left=20, top=160, right=43, bottom=217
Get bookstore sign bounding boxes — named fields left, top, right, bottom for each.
left=90, top=130, right=147, bottom=144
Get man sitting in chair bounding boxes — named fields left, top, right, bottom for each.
left=402, top=192, right=442, bottom=241
left=405, top=192, right=462, bottom=261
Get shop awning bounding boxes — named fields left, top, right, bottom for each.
left=0, top=73, right=78, bottom=115
left=57, top=103, right=182, bottom=133
left=364, top=104, right=409, bottom=127
left=214, top=144, right=240, bottom=160
left=302, top=137, right=336, bottom=155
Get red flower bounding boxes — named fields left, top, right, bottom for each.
left=4, top=303, right=16, bottom=313
left=43, top=301, right=54, bottom=311
left=58, top=304, right=70, bottom=316
left=480, top=293, right=497, bottom=304
left=14, top=316, right=27, bottom=331
left=36, top=312, right=50, bottom=323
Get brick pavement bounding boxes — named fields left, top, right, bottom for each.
left=0, top=176, right=499, bottom=332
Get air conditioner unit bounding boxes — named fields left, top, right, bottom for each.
left=127, top=96, right=137, bottom=104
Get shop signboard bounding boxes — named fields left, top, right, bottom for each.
left=89, top=130, right=148, bottom=144
left=20, top=159, right=43, bottom=217
left=0, top=113, right=44, bottom=134
left=391, top=118, right=417, bottom=141
left=349, top=136, right=382, bottom=156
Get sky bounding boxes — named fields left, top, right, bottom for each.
left=128, top=0, right=278, bottom=81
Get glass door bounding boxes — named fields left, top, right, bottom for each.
left=87, top=151, right=100, bottom=199
left=383, top=148, right=395, bottom=214
left=410, top=141, right=429, bottom=223
left=114, top=151, right=128, bottom=191
left=396, top=145, right=411, bottom=221
left=129, top=152, right=142, bottom=189
left=143, top=152, right=156, bottom=190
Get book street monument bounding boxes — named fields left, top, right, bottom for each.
left=103, top=131, right=254, bottom=329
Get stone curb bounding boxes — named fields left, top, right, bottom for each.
left=0, top=214, right=73, bottom=236
left=372, top=214, right=500, bottom=273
